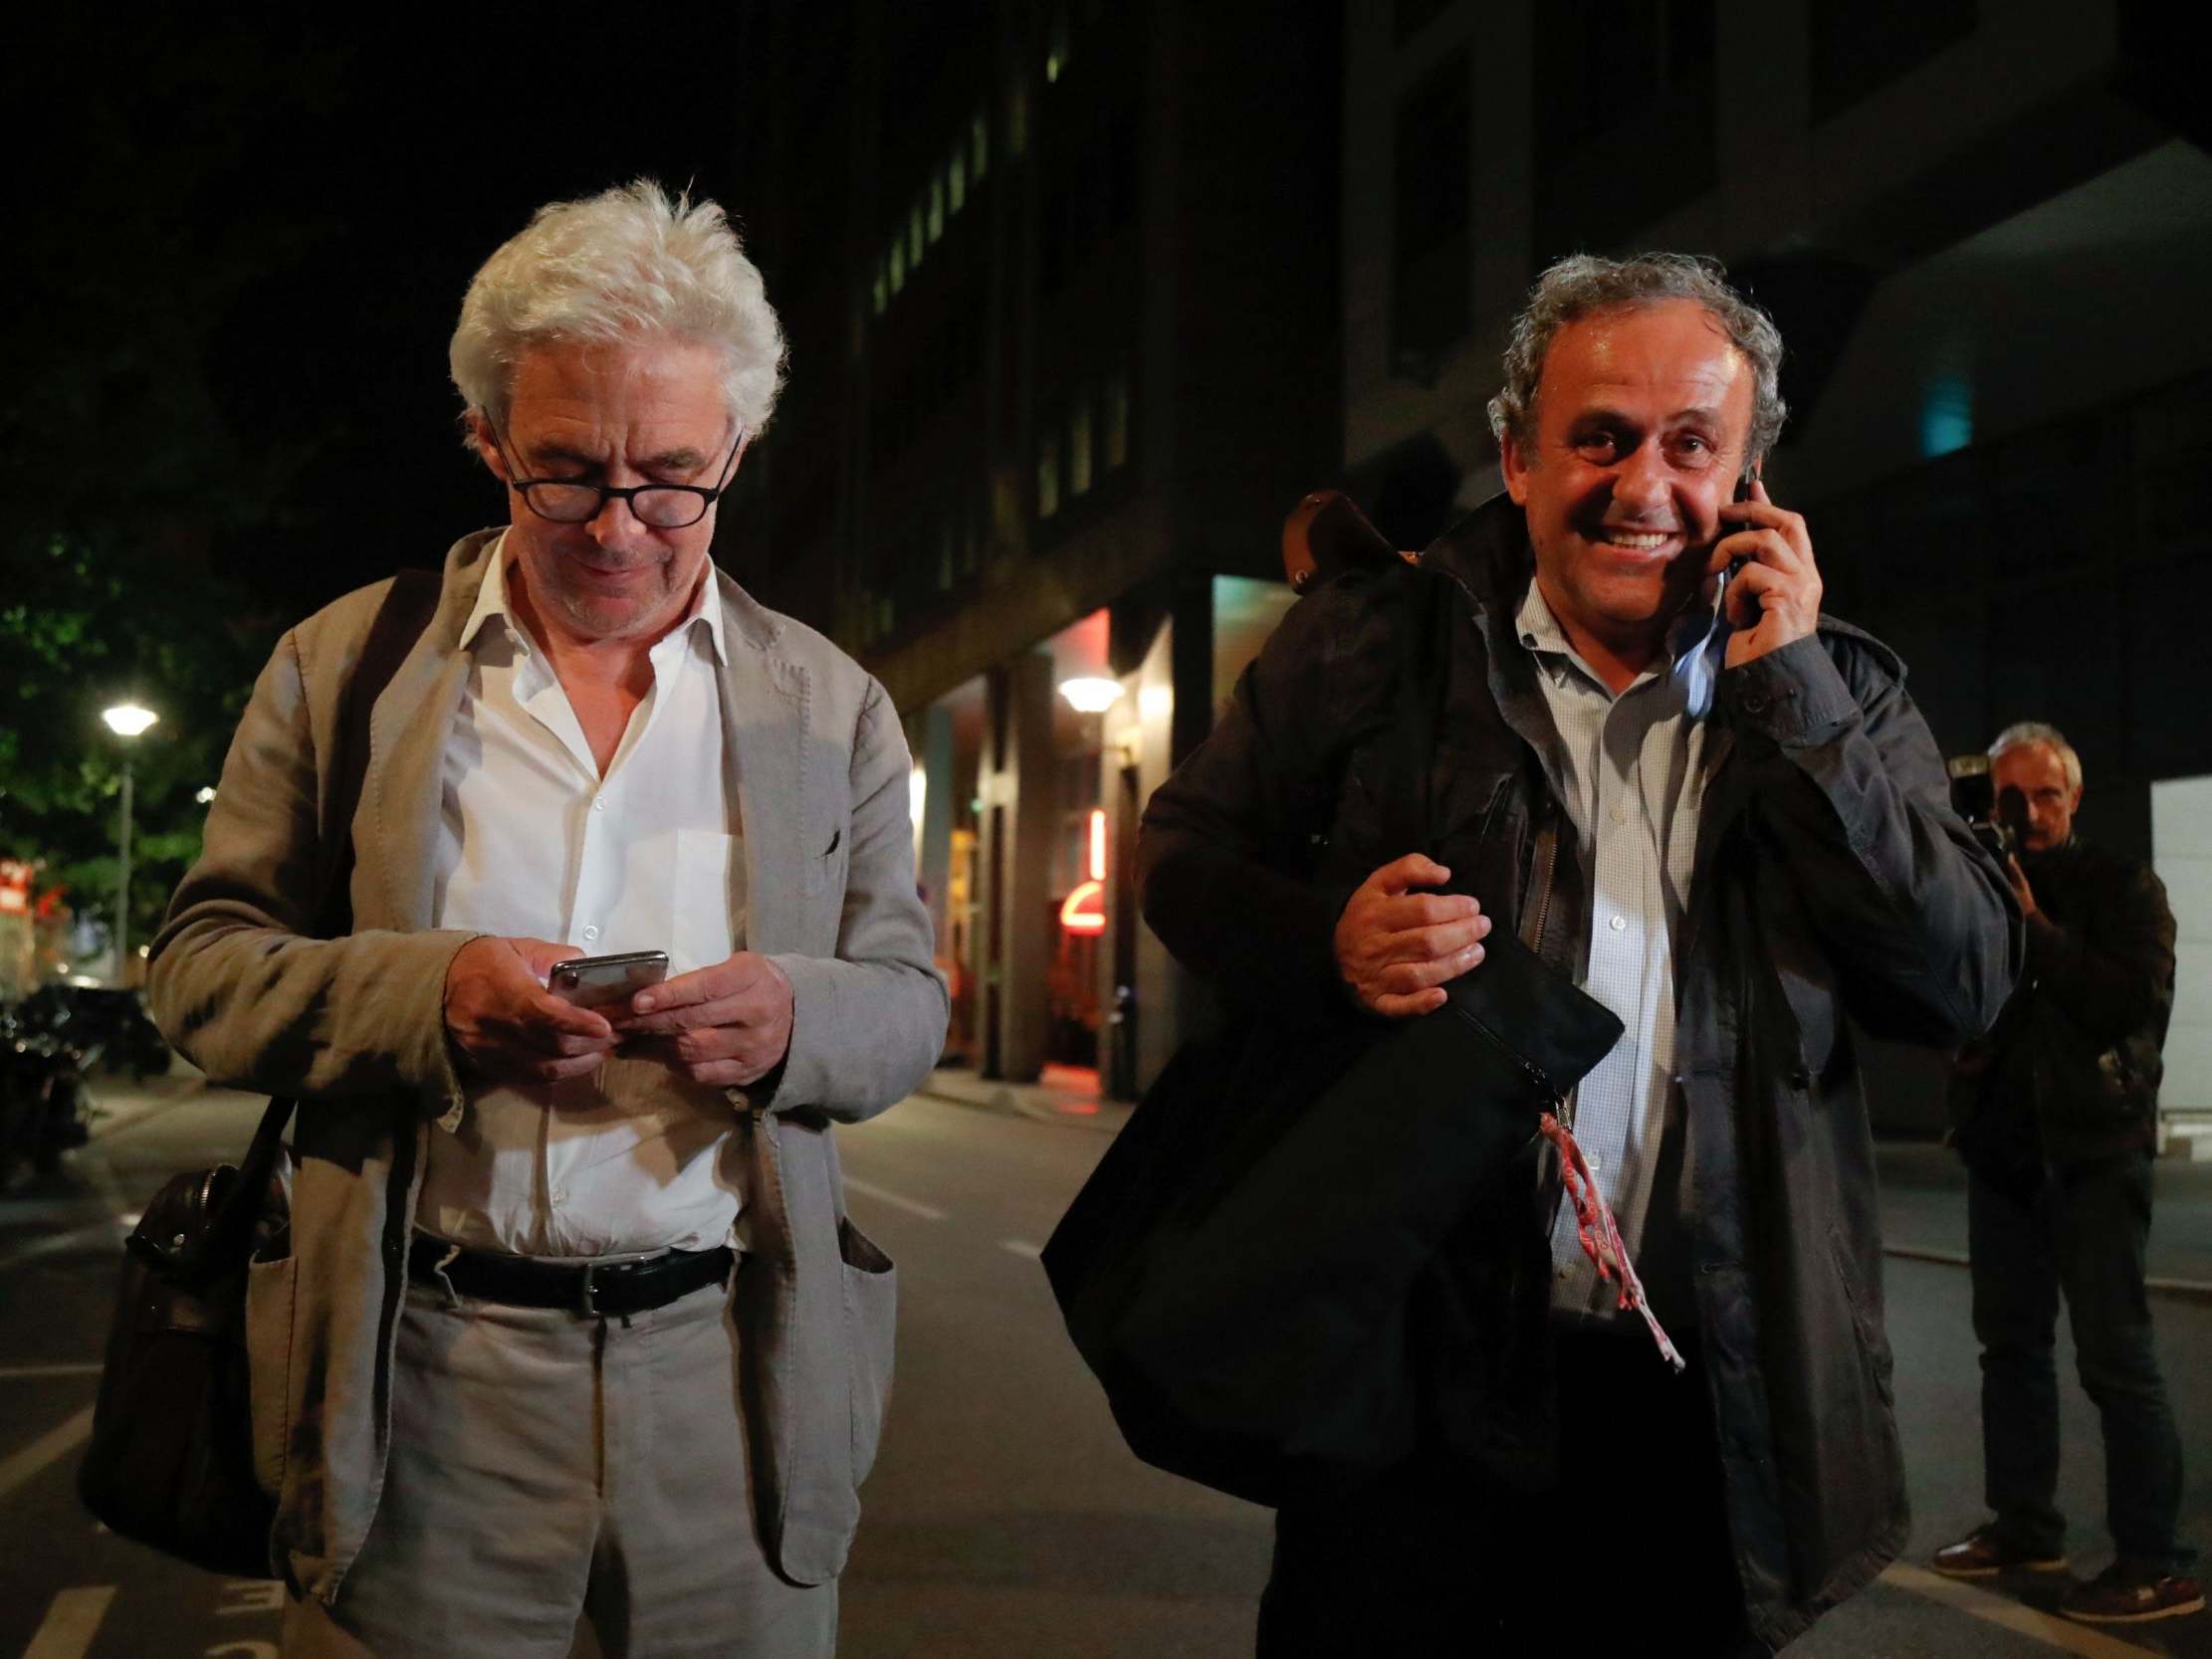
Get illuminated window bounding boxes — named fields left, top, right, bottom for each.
left=1068, top=392, right=1093, bottom=497
left=909, top=206, right=924, bottom=268
left=973, top=109, right=990, bottom=179
left=1104, top=369, right=1130, bottom=471
left=1037, top=428, right=1061, bottom=518
left=950, top=149, right=967, bottom=212
left=871, top=258, right=887, bottom=316
left=928, top=174, right=944, bottom=242
left=889, top=239, right=906, bottom=295
left=1046, top=8, right=1070, bottom=82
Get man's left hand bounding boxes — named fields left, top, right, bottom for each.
left=612, top=951, right=794, bottom=1088
left=1714, top=478, right=1822, bottom=670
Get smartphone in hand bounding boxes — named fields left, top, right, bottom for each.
left=547, top=949, right=670, bottom=1010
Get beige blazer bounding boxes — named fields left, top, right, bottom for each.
left=148, top=530, right=947, bottom=1601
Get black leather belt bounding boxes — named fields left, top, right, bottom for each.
left=408, top=1235, right=734, bottom=1318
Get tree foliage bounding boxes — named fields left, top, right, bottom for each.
left=4, top=18, right=352, bottom=954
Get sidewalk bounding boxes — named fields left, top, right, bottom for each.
left=1876, top=1138, right=2212, bottom=1299
left=917, top=1065, right=1133, bottom=1134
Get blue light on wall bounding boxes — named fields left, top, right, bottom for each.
left=1920, top=369, right=1973, bottom=459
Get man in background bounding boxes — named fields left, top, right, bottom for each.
left=1939, top=723, right=2196, bottom=1623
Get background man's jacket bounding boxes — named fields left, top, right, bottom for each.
left=1951, top=838, right=2176, bottom=1171
left=148, top=530, right=948, bottom=1602
left=1139, top=494, right=2021, bottom=1652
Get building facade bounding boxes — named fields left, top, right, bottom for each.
left=728, top=0, right=1341, bottom=1093
left=1341, top=0, right=2212, bottom=1134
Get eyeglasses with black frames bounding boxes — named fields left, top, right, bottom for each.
left=495, top=428, right=745, bottom=529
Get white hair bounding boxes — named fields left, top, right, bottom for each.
left=449, top=178, right=786, bottom=439
left=1990, top=721, right=2084, bottom=791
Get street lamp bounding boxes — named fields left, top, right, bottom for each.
left=102, top=703, right=158, bottom=985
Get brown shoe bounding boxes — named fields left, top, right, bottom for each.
left=1931, top=1526, right=2068, bottom=1577
left=2061, top=1565, right=2205, bottom=1623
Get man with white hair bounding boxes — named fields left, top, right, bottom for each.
left=150, top=180, right=946, bottom=1657
left=1938, top=724, right=2195, bottom=1622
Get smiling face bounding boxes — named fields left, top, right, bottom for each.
left=1500, top=299, right=1756, bottom=666
left=473, top=336, right=740, bottom=648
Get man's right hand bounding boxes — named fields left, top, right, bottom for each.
left=442, top=936, right=619, bottom=1085
left=1333, top=854, right=1490, bottom=1018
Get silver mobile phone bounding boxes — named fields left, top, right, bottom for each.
left=547, top=949, right=670, bottom=1009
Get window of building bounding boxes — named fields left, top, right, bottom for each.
left=973, top=109, right=990, bottom=179
left=871, top=259, right=887, bottom=316
left=950, top=148, right=967, bottom=213
left=1068, top=392, right=1093, bottom=498
left=889, top=239, right=906, bottom=295
left=1047, top=7, right=1070, bottom=83
left=1394, top=0, right=1452, bottom=43
left=1104, top=368, right=1129, bottom=472
left=1811, top=0, right=1976, bottom=121
left=1037, top=427, right=1061, bottom=518
left=928, top=174, right=945, bottom=242
left=909, top=205, right=925, bottom=269
left=1391, top=47, right=1471, bottom=373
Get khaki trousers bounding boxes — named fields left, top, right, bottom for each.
left=284, top=1272, right=837, bottom=1659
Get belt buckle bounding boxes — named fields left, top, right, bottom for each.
left=577, top=1261, right=602, bottom=1319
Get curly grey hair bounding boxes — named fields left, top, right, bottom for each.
left=450, top=178, right=786, bottom=440
left=1990, top=722, right=2084, bottom=792
left=1486, top=252, right=1787, bottom=466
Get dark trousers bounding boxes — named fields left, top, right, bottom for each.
left=1967, top=1152, right=2188, bottom=1572
left=1256, top=1328, right=1757, bottom=1657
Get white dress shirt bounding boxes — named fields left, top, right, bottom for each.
left=1514, top=577, right=1725, bottom=1322
left=420, top=539, right=748, bottom=1260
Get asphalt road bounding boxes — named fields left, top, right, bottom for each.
left=0, top=1074, right=2207, bottom=1658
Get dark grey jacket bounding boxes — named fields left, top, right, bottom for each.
left=1951, top=837, right=2176, bottom=1171
left=1139, top=495, right=2021, bottom=1651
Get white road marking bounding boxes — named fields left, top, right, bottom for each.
left=841, top=1177, right=948, bottom=1222
left=0, top=1217, right=132, bottom=1276
left=23, top=1584, right=116, bottom=1659
left=997, top=1239, right=1044, bottom=1260
left=1880, top=1562, right=2162, bottom=1657
left=0, top=1363, right=104, bottom=1381
left=0, top=1406, right=95, bottom=1504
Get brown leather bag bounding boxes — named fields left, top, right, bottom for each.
left=78, top=1099, right=295, bottom=1572
left=76, top=568, right=440, bottom=1575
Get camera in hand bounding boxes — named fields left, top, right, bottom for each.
left=1946, top=756, right=2029, bottom=862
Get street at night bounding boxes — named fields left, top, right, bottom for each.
left=3, top=1073, right=2209, bottom=1658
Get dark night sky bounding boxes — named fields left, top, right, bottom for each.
left=19, top=13, right=766, bottom=622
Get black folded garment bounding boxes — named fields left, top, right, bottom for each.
left=1043, top=926, right=1623, bottom=1507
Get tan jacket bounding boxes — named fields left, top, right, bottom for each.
left=148, top=530, right=947, bottom=1600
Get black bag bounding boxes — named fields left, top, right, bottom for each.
left=1042, top=560, right=1627, bottom=1506
left=78, top=1098, right=296, bottom=1574
left=76, top=568, right=441, bottom=1574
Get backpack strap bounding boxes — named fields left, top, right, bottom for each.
left=315, top=567, right=443, bottom=940
left=252, top=567, right=445, bottom=1173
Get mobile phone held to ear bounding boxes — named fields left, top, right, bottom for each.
left=1726, top=467, right=1757, bottom=576
left=548, top=949, right=670, bottom=1009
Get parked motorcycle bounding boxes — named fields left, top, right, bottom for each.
left=0, top=999, right=95, bottom=1192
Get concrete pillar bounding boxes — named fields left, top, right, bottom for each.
left=977, top=652, right=1056, bottom=1082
